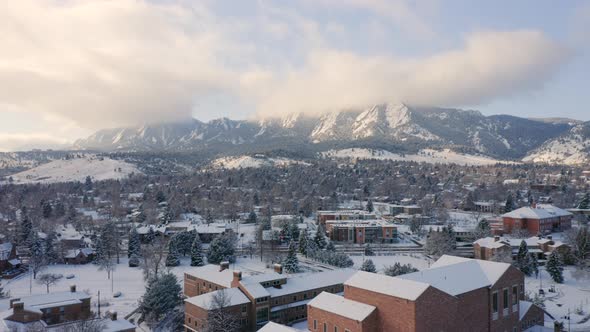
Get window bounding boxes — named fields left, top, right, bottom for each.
left=512, top=286, right=519, bottom=311
left=188, top=317, right=191, bottom=324
left=334, top=327, right=338, bottom=332
left=313, top=320, right=317, bottom=330
left=324, top=323, right=327, bottom=332
left=492, top=292, right=498, bottom=320
left=503, top=288, right=509, bottom=316
left=242, top=305, right=247, bottom=313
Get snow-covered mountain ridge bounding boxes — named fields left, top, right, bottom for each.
left=523, top=122, right=590, bottom=165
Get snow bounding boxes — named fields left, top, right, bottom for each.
left=12, top=291, right=91, bottom=312
left=266, top=269, right=356, bottom=298
left=185, top=264, right=235, bottom=288
left=6, top=155, right=141, bottom=184
left=260, top=322, right=303, bottom=332
left=344, top=271, right=430, bottom=301
left=307, top=292, right=376, bottom=321
left=430, top=255, right=510, bottom=286
left=211, top=155, right=310, bottom=169
left=185, top=287, right=250, bottom=308
left=350, top=253, right=432, bottom=272
left=322, top=148, right=514, bottom=166
left=502, top=205, right=572, bottom=219
left=240, top=282, right=270, bottom=299
left=523, top=125, right=590, bottom=165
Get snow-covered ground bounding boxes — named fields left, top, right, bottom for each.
left=523, top=128, right=590, bottom=165
left=350, top=253, right=433, bottom=272
left=5, top=156, right=141, bottom=184
left=322, top=148, right=515, bottom=166
left=211, top=155, right=310, bottom=169
left=526, top=267, right=590, bottom=331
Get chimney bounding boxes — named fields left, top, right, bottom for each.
left=70, top=285, right=76, bottom=293
left=219, top=261, right=230, bottom=272
left=9, top=298, right=21, bottom=309
left=12, top=302, right=24, bottom=314
left=494, top=236, right=500, bottom=242
left=273, top=263, right=283, bottom=274
left=233, top=271, right=242, bottom=284
left=554, top=321, right=564, bottom=332
left=547, top=235, right=552, bottom=240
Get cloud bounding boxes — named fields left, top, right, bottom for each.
left=0, top=134, right=70, bottom=152
left=251, top=30, right=571, bottom=117
left=0, top=0, right=235, bottom=130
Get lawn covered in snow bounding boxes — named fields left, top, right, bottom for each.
left=350, top=253, right=433, bottom=272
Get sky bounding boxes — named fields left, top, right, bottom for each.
left=0, top=0, right=589, bottom=151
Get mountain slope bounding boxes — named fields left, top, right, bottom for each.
left=523, top=122, right=590, bottom=165
left=73, top=103, right=574, bottom=161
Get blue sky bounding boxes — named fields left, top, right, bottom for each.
left=0, top=0, right=588, bottom=151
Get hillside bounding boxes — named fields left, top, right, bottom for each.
left=523, top=122, right=590, bottom=165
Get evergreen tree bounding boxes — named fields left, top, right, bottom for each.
left=246, top=211, right=257, bottom=224
left=505, top=193, right=516, bottom=213
left=578, top=193, right=590, bottom=210
left=314, top=224, right=327, bottom=249
left=42, top=201, right=53, bottom=219
left=128, top=226, right=141, bottom=258
left=85, top=176, right=93, bottom=191
left=139, top=273, right=182, bottom=323
left=190, top=235, right=205, bottom=267
left=155, top=191, right=166, bottom=203
left=361, top=259, right=376, bottom=273
left=0, top=281, right=5, bottom=298
left=174, top=231, right=194, bottom=257
left=298, top=231, right=309, bottom=256
left=165, top=240, right=180, bottom=267
left=129, top=253, right=140, bottom=267
left=366, top=199, right=374, bottom=213
left=383, top=262, right=418, bottom=277
left=546, top=251, right=564, bottom=283
left=516, top=240, right=532, bottom=276
left=144, top=227, right=156, bottom=244
left=207, top=232, right=237, bottom=264
left=18, top=214, right=33, bottom=246
left=29, top=232, right=46, bottom=279
left=473, top=219, right=492, bottom=239
left=364, top=243, right=375, bottom=256
left=44, top=232, right=59, bottom=264
left=283, top=241, right=299, bottom=273
left=326, top=241, right=336, bottom=252
left=529, top=253, right=539, bottom=277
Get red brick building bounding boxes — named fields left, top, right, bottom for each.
left=307, top=256, right=544, bottom=332
left=0, top=242, right=18, bottom=275
left=183, top=263, right=355, bottom=331
left=325, top=220, right=397, bottom=244
left=502, top=204, right=573, bottom=235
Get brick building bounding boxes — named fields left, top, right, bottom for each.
left=325, top=220, right=397, bottom=244
left=316, top=211, right=377, bottom=225
left=183, top=263, right=355, bottom=331
left=502, top=204, right=573, bottom=235
left=307, top=256, right=544, bottom=332
left=474, top=235, right=570, bottom=261
left=0, top=242, right=18, bottom=275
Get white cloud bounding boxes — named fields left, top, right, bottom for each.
left=251, top=30, right=570, bottom=117
left=0, top=134, right=70, bottom=152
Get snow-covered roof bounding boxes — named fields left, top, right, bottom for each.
left=240, top=272, right=284, bottom=284
left=187, top=223, right=229, bottom=234
left=0, top=243, right=13, bottom=260
left=308, top=292, right=376, bottom=321
left=429, top=255, right=511, bottom=286
left=474, top=237, right=510, bottom=249
left=400, top=260, right=492, bottom=296
left=15, top=291, right=91, bottom=311
left=185, top=264, right=235, bottom=287
left=240, top=282, right=270, bottom=299
left=502, top=205, right=572, bottom=219
left=259, top=322, right=301, bottom=332
left=102, top=318, right=136, bottom=332
left=266, top=269, right=356, bottom=297
left=64, top=248, right=95, bottom=258
left=185, top=288, right=250, bottom=309
left=344, top=271, right=430, bottom=301
left=136, top=224, right=167, bottom=235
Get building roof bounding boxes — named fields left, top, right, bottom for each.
left=64, top=248, right=95, bottom=259
left=258, top=322, right=302, bottom=332
left=15, top=291, right=91, bottom=313
left=473, top=237, right=510, bottom=249
left=502, top=205, right=572, bottom=220
left=266, top=269, right=356, bottom=298
left=240, top=282, right=270, bottom=299
left=344, top=271, right=430, bottom=301
left=308, top=292, right=376, bottom=321
left=0, top=243, right=13, bottom=260
left=185, top=288, right=250, bottom=309
left=240, top=272, right=284, bottom=284
left=429, top=255, right=511, bottom=286
left=102, top=318, right=136, bottom=332
left=519, top=300, right=534, bottom=321
left=185, top=264, right=235, bottom=287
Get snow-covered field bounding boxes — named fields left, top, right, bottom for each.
left=526, top=267, right=590, bottom=331
left=5, top=156, right=141, bottom=184
left=523, top=130, right=590, bottom=165
left=322, top=148, right=514, bottom=166
left=211, top=155, right=310, bottom=169
left=350, top=253, right=433, bottom=272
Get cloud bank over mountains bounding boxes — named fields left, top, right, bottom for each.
left=0, top=0, right=581, bottom=150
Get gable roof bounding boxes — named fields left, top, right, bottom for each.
left=308, top=292, right=376, bottom=321
left=185, top=264, right=234, bottom=288
left=430, top=255, right=511, bottom=286
left=185, top=288, right=250, bottom=309
left=502, top=205, right=572, bottom=219
left=344, top=271, right=430, bottom=301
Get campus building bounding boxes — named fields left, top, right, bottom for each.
left=502, top=204, right=573, bottom=235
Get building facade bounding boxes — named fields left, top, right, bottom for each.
left=502, top=204, right=573, bottom=235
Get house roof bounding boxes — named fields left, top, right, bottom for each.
left=185, top=288, right=250, bottom=309
left=429, top=255, right=511, bottom=286
left=258, top=322, right=302, bottom=332
left=344, top=271, right=430, bottom=301
left=519, top=300, right=534, bottom=321
left=502, top=205, right=572, bottom=219
left=185, top=264, right=234, bottom=287
left=240, top=282, right=270, bottom=299
left=308, top=292, right=376, bottom=321
left=15, top=291, right=91, bottom=312
left=266, top=269, right=356, bottom=298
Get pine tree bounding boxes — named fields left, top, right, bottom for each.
left=326, top=241, right=336, bottom=252
left=529, top=253, right=539, bottom=277
left=578, top=193, right=590, bottom=210
left=139, top=273, right=182, bottom=323
left=505, top=193, right=516, bottom=213
left=314, top=224, right=327, bottom=250
left=85, top=176, right=93, bottom=191
left=29, top=232, right=46, bottom=279
left=128, top=226, right=141, bottom=258
left=474, top=219, right=492, bottom=239
left=361, top=259, right=376, bottom=273
left=42, top=201, right=53, bottom=219
left=18, top=215, right=33, bottom=246
left=247, top=211, right=257, bottom=224
left=0, top=281, right=5, bottom=298
left=190, top=235, right=205, bottom=267
left=283, top=241, right=299, bottom=273
left=298, top=231, right=309, bottom=256
left=207, top=232, right=237, bottom=264
left=364, top=243, right=375, bottom=256
left=366, top=199, right=374, bottom=213
left=165, top=240, right=180, bottom=267
left=145, top=227, right=156, bottom=244
left=546, top=251, right=564, bottom=283
left=44, top=232, right=59, bottom=264
left=383, top=262, right=418, bottom=277
left=516, top=240, right=532, bottom=276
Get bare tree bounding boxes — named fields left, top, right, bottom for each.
left=36, top=273, right=63, bottom=293
left=56, top=317, right=107, bottom=332
left=206, top=289, right=240, bottom=332
left=141, top=237, right=168, bottom=280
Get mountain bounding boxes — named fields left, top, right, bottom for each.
left=74, top=103, right=575, bottom=161
left=523, top=122, right=590, bottom=165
